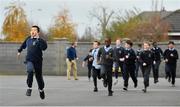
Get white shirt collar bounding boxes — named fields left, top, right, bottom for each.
left=169, top=48, right=175, bottom=51
left=31, top=35, right=39, bottom=39
left=126, top=48, right=131, bottom=50
left=104, top=46, right=112, bottom=52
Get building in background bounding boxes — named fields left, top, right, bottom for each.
left=139, top=9, right=180, bottom=41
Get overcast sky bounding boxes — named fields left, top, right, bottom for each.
left=0, top=0, right=180, bottom=38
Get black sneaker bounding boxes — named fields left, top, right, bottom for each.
left=39, top=90, right=45, bottom=100
left=142, top=88, right=147, bottom=93
left=134, top=82, right=137, bottom=88
left=123, top=87, right=128, bottom=91
left=103, top=80, right=107, bottom=88
left=108, top=91, right=113, bottom=96
left=168, top=78, right=171, bottom=83
left=93, top=87, right=98, bottom=92
left=154, top=79, right=159, bottom=84
left=26, top=89, right=32, bottom=96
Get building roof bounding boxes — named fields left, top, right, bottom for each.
left=138, top=10, right=172, bottom=20
left=138, top=9, right=180, bottom=32
left=163, top=9, right=180, bottom=32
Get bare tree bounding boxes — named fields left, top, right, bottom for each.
left=152, top=0, right=164, bottom=11
left=79, top=27, right=94, bottom=42
left=90, top=6, right=114, bottom=39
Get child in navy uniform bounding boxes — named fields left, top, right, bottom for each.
left=97, top=38, right=114, bottom=96
left=82, top=49, right=93, bottom=81
left=163, top=41, right=179, bottom=86
left=91, top=41, right=101, bottom=92
left=135, top=43, right=142, bottom=78
left=17, top=25, right=47, bottom=99
left=113, top=38, right=125, bottom=85
left=122, top=40, right=137, bottom=91
left=151, top=41, right=163, bottom=84
left=140, top=41, right=154, bottom=93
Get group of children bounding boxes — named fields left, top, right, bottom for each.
left=83, top=38, right=179, bottom=96
left=18, top=25, right=178, bottom=99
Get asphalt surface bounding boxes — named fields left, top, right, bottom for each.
left=0, top=76, right=180, bottom=106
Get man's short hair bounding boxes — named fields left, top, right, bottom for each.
left=71, top=42, right=77, bottom=46
left=32, top=25, right=40, bottom=32
left=168, top=41, right=175, bottom=45
left=143, top=41, right=151, bottom=46
left=126, top=40, right=133, bottom=47
left=94, top=41, right=100, bottom=45
left=104, top=38, right=111, bottom=44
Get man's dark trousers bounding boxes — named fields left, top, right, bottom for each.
left=114, top=61, right=125, bottom=80
left=92, top=67, right=101, bottom=88
left=165, top=63, right=176, bottom=85
left=101, top=65, right=113, bottom=92
left=152, top=60, right=161, bottom=81
left=88, top=64, right=92, bottom=79
left=26, top=61, right=44, bottom=90
left=142, top=65, right=151, bottom=88
left=123, top=64, right=137, bottom=87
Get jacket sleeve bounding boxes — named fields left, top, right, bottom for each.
left=113, top=48, right=117, bottom=61
left=159, top=48, right=164, bottom=59
left=67, top=48, right=71, bottom=59
left=112, top=49, right=115, bottom=61
left=83, top=55, right=89, bottom=61
left=17, top=36, right=29, bottom=53
left=139, top=52, right=144, bottom=64
left=97, top=48, right=102, bottom=62
left=174, top=50, right=179, bottom=60
left=37, top=38, right=47, bottom=51
left=75, top=49, right=77, bottom=58
left=163, top=50, right=167, bottom=59
left=151, top=51, right=156, bottom=62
